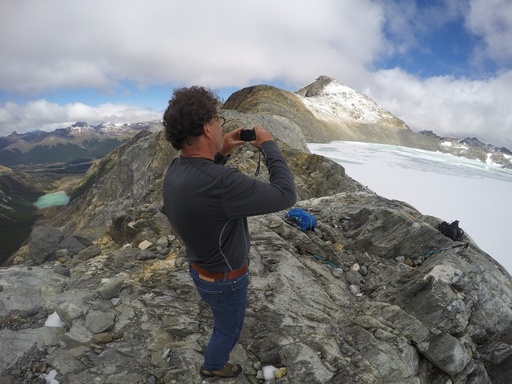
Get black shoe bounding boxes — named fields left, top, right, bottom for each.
left=200, top=362, right=242, bottom=378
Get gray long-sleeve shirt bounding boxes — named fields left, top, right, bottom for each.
left=162, top=140, right=296, bottom=272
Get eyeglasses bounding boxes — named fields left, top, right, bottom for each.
left=213, top=115, right=226, bottom=127
left=212, top=116, right=226, bottom=127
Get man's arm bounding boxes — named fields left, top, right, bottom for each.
left=221, top=138, right=297, bottom=218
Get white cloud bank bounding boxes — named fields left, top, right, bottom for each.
left=368, top=68, right=512, bottom=147
left=0, top=100, right=161, bottom=134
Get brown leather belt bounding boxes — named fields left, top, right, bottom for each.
left=190, top=261, right=248, bottom=281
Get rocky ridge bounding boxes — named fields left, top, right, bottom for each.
left=1, top=85, right=512, bottom=383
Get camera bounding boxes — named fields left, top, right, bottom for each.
left=240, top=129, right=256, bottom=141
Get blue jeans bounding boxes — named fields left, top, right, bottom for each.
left=189, top=265, right=249, bottom=370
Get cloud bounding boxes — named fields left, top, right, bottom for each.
left=0, top=0, right=383, bottom=93
left=466, top=0, right=512, bottom=65
left=0, top=100, right=161, bottom=136
left=365, top=68, right=512, bottom=147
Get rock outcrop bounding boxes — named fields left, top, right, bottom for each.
left=1, top=89, right=512, bottom=383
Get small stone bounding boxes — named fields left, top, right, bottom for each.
left=138, top=240, right=153, bottom=250
left=137, top=250, right=156, bottom=260
left=111, top=298, right=121, bottom=306
left=274, top=367, right=287, bottom=379
left=90, top=343, right=104, bottom=352
left=53, top=265, right=70, bottom=277
left=175, top=257, right=185, bottom=267
left=349, top=284, right=361, bottom=296
left=345, top=270, right=363, bottom=286
left=96, top=274, right=126, bottom=300
left=33, top=360, right=46, bottom=373
left=332, top=268, right=343, bottom=278
left=156, top=237, right=168, bottom=247
left=404, top=258, right=415, bottom=267
left=85, top=311, right=115, bottom=333
left=351, top=263, right=360, bottom=272
left=91, top=332, right=113, bottom=345
left=56, top=249, right=70, bottom=258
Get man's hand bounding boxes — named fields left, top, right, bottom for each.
left=219, top=128, right=245, bottom=156
left=251, top=125, right=273, bottom=148
left=219, top=125, right=274, bottom=156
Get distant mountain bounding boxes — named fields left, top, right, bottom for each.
left=419, top=130, right=512, bottom=168
left=0, top=120, right=162, bottom=169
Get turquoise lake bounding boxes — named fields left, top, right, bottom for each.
left=34, top=191, right=70, bottom=209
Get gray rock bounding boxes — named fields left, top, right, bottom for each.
left=53, top=264, right=70, bottom=277
left=0, top=327, right=64, bottom=374
left=72, top=245, right=102, bottom=265
left=136, top=249, right=155, bottom=260
left=419, top=333, right=471, bottom=376
left=56, top=301, right=86, bottom=326
left=85, top=310, right=116, bottom=334
left=96, top=274, right=126, bottom=300
left=0, top=266, right=68, bottom=314
left=26, top=226, right=87, bottom=264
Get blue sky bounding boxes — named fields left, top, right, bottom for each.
left=1, top=0, right=511, bottom=147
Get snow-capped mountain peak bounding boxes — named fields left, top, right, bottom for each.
left=296, top=75, right=409, bottom=129
left=69, top=122, right=94, bottom=134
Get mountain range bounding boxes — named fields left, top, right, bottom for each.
left=1, top=76, right=511, bottom=171
left=0, top=120, right=161, bottom=169
left=1, top=76, right=511, bottom=383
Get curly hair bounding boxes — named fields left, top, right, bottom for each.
left=163, top=86, right=220, bottom=150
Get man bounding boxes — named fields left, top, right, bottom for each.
left=162, top=86, right=296, bottom=378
